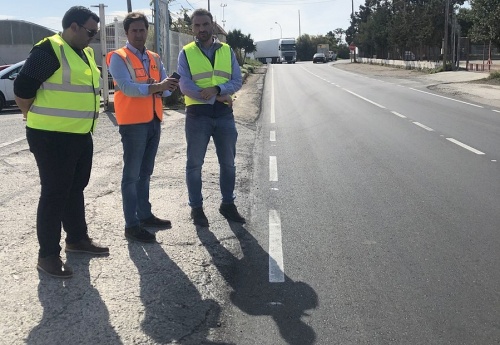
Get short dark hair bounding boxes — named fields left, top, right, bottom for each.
left=123, top=12, right=149, bottom=33
left=190, top=8, right=213, bottom=23
left=62, top=6, right=99, bottom=29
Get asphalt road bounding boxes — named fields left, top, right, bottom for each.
left=1, top=63, right=499, bottom=344
left=217, top=62, right=500, bottom=344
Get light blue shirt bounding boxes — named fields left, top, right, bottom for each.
left=177, top=39, right=242, bottom=105
left=108, top=42, right=171, bottom=97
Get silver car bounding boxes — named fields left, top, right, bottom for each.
left=0, top=60, right=25, bottom=112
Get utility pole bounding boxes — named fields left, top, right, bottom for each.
left=298, top=10, right=301, bottom=38
left=351, top=0, right=356, bottom=62
left=221, top=3, right=227, bottom=28
left=443, top=0, right=450, bottom=70
left=208, top=0, right=210, bottom=12
left=127, top=0, right=132, bottom=12
left=92, top=4, right=109, bottom=109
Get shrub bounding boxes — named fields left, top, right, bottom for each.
left=488, top=71, right=500, bottom=80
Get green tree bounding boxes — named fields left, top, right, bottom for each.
left=457, top=7, right=474, bottom=37
left=296, top=34, right=315, bottom=61
left=226, top=29, right=256, bottom=66
left=469, top=0, right=500, bottom=48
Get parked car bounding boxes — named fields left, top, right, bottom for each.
left=0, top=60, right=25, bottom=112
left=313, top=53, right=327, bottom=63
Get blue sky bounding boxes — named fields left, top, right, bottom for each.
left=0, top=0, right=362, bottom=43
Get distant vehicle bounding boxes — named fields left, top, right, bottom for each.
left=329, top=51, right=337, bottom=61
left=254, top=38, right=297, bottom=64
left=317, top=43, right=330, bottom=60
left=313, top=53, right=327, bottom=63
left=0, top=60, right=25, bottom=112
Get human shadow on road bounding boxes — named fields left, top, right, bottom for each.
left=27, top=254, right=121, bottom=345
left=197, top=223, right=318, bottom=345
left=127, top=242, right=233, bottom=345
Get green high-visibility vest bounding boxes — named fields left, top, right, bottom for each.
left=27, top=34, right=100, bottom=133
left=183, top=41, right=232, bottom=106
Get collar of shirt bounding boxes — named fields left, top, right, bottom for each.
left=195, top=39, right=222, bottom=57
left=126, top=41, right=149, bottom=71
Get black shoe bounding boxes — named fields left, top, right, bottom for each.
left=191, top=207, right=209, bottom=227
left=140, top=215, right=172, bottom=229
left=37, top=256, right=73, bottom=279
left=65, top=238, right=109, bottom=255
left=219, top=203, right=246, bottom=223
left=125, top=225, right=156, bottom=243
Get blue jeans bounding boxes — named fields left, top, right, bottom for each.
left=27, top=128, right=93, bottom=258
left=119, top=117, right=161, bottom=228
left=185, top=111, right=238, bottom=208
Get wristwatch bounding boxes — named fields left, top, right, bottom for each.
left=215, top=85, right=221, bottom=95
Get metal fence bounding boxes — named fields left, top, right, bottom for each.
left=89, top=4, right=193, bottom=108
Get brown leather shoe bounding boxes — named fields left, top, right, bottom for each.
left=37, top=256, right=73, bottom=278
left=65, top=238, right=109, bottom=255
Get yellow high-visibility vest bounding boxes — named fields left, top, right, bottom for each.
left=183, top=41, right=232, bottom=106
left=27, top=34, right=100, bottom=133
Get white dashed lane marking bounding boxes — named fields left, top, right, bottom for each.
left=269, top=210, right=284, bottom=283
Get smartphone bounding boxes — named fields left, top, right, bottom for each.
left=170, top=72, right=181, bottom=80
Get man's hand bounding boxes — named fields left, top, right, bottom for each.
left=15, top=96, right=34, bottom=121
left=149, top=77, right=179, bottom=94
left=200, top=86, right=219, bottom=101
left=158, top=77, right=179, bottom=92
left=216, top=94, right=232, bottom=107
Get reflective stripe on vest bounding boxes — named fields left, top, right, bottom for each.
left=183, top=42, right=232, bottom=106
left=106, top=48, right=163, bottom=125
left=27, top=34, right=100, bottom=133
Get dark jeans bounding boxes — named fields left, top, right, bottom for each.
left=27, top=128, right=93, bottom=258
left=119, top=117, right=161, bottom=228
left=185, top=106, right=238, bottom=208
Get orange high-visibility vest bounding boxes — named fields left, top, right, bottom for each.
left=106, top=47, right=163, bottom=125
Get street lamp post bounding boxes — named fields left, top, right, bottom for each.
left=275, top=21, right=282, bottom=38
left=221, top=3, right=227, bottom=28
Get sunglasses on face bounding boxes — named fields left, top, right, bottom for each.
left=78, top=24, right=98, bottom=38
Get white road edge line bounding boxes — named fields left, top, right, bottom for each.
left=493, top=110, right=500, bottom=113
left=269, top=156, right=278, bottom=181
left=409, top=88, right=484, bottom=108
left=446, top=138, right=485, bottom=155
left=0, top=137, right=25, bottom=149
left=391, top=111, right=407, bottom=118
left=269, top=209, right=285, bottom=283
left=342, top=89, right=386, bottom=109
left=412, top=122, right=434, bottom=131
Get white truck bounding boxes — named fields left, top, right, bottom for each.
left=254, top=38, right=296, bottom=64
